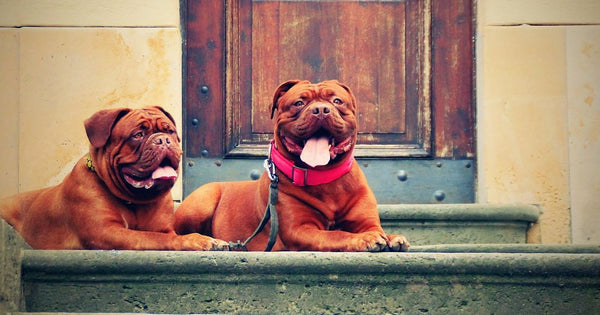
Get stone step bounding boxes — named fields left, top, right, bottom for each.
left=378, top=203, right=540, bottom=245
left=20, top=246, right=600, bottom=314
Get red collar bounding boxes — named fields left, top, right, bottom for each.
left=269, top=140, right=354, bottom=186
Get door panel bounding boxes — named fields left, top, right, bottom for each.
left=183, top=0, right=475, bottom=203
left=250, top=1, right=412, bottom=136
left=232, top=0, right=430, bottom=157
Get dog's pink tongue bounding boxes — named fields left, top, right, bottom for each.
left=151, top=166, right=177, bottom=180
left=300, top=136, right=330, bottom=167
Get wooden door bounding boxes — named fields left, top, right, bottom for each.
left=183, top=0, right=475, bottom=203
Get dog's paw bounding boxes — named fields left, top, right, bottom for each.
left=179, top=233, right=229, bottom=251
left=209, top=238, right=230, bottom=251
left=386, top=234, right=410, bottom=252
left=353, top=231, right=388, bottom=252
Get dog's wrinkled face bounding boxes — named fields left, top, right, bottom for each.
left=271, top=80, right=358, bottom=168
left=85, top=106, right=182, bottom=203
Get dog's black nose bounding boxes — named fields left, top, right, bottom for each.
left=152, top=134, right=172, bottom=146
left=312, top=104, right=331, bottom=117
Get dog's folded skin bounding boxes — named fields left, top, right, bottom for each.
left=176, top=80, right=410, bottom=252
left=0, top=106, right=228, bottom=250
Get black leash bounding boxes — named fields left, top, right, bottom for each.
left=229, top=158, right=279, bottom=251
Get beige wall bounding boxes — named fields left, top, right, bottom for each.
left=0, top=0, right=183, bottom=200
left=567, top=27, right=600, bottom=244
left=477, top=0, right=600, bottom=243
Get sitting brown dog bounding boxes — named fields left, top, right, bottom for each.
left=0, top=106, right=228, bottom=250
left=175, top=80, right=409, bottom=251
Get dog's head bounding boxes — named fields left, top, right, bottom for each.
left=84, top=106, right=182, bottom=203
left=270, top=80, right=358, bottom=168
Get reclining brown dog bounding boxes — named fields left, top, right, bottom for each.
left=0, top=106, right=228, bottom=250
left=175, top=80, right=409, bottom=251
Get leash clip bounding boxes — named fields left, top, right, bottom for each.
left=263, top=158, right=278, bottom=182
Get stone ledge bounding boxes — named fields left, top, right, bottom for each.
left=21, top=249, right=599, bottom=277
left=21, top=249, right=600, bottom=314
left=412, top=243, right=600, bottom=253
left=378, top=203, right=541, bottom=221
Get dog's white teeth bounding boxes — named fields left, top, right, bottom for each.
left=132, top=182, right=144, bottom=189
left=125, top=174, right=155, bottom=189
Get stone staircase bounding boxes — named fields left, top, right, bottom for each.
left=2, top=204, right=600, bottom=314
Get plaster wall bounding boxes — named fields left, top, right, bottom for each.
left=477, top=0, right=600, bottom=243
left=566, top=27, right=600, bottom=243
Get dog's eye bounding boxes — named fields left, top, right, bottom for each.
left=132, top=132, right=144, bottom=140
left=293, top=100, right=305, bottom=107
left=333, top=98, right=344, bottom=105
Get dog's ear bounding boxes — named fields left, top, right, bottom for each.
left=84, top=108, right=132, bottom=148
left=271, top=79, right=304, bottom=119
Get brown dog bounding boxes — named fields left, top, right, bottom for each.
left=175, top=80, right=409, bottom=251
left=0, top=106, right=228, bottom=250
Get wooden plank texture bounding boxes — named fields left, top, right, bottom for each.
left=245, top=0, right=427, bottom=149
left=432, top=0, right=474, bottom=158
left=184, top=0, right=225, bottom=157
